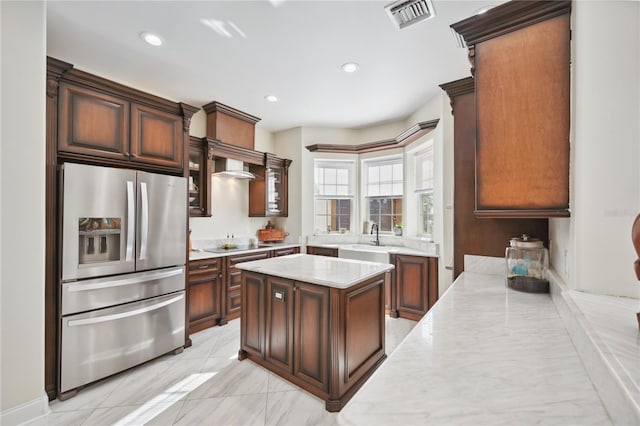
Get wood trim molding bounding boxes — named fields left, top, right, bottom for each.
left=202, top=101, right=261, bottom=125
left=439, top=77, right=475, bottom=114
left=474, top=209, right=571, bottom=218
left=49, top=56, right=198, bottom=116
left=305, top=119, right=439, bottom=154
left=450, top=0, right=571, bottom=47
left=179, top=103, right=200, bottom=132
left=205, top=137, right=265, bottom=165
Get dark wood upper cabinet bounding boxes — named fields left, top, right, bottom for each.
left=58, top=83, right=129, bottom=160
left=249, top=154, right=291, bottom=217
left=451, top=0, right=571, bottom=218
left=203, top=101, right=261, bottom=150
left=54, top=60, right=197, bottom=174
left=188, top=136, right=212, bottom=217
left=130, top=103, right=183, bottom=169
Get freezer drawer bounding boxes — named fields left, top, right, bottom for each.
left=60, top=291, right=185, bottom=393
left=61, top=266, right=185, bottom=316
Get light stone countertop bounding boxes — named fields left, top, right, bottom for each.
left=235, top=253, right=394, bottom=289
left=188, top=243, right=300, bottom=261
left=337, top=271, right=613, bottom=425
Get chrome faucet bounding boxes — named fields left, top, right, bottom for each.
left=370, top=223, right=380, bottom=246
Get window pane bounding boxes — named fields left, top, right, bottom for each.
left=325, top=168, right=336, bottom=184
left=392, top=163, right=403, bottom=180
left=379, top=183, right=392, bottom=196
left=368, top=166, right=379, bottom=184
left=315, top=199, right=328, bottom=214
left=336, top=184, right=348, bottom=196
left=317, top=168, right=324, bottom=184
left=380, top=164, right=392, bottom=182
left=392, top=183, right=403, bottom=196
left=336, top=168, right=348, bottom=184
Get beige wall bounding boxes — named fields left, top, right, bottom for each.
left=1, top=0, right=47, bottom=421
left=550, top=0, right=640, bottom=299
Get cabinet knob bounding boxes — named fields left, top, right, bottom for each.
left=124, top=152, right=130, bottom=157
left=274, top=291, right=284, bottom=300
left=198, top=265, right=209, bottom=270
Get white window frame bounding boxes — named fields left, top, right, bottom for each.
left=362, top=155, right=404, bottom=233
left=314, top=159, right=356, bottom=234
left=414, top=142, right=434, bottom=240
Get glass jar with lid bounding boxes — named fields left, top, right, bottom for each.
left=505, top=234, right=549, bottom=293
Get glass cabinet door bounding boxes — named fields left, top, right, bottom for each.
left=188, top=137, right=211, bottom=217
left=267, top=167, right=284, bottom=215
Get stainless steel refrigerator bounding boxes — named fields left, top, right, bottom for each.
left=59, top=162, right=187, bottom=396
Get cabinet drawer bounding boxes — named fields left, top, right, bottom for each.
left=227, top=289, right=242, bottom=318
left=272, top=247, right=300, bottom=257
left=227, top=268, right=242, bottom=291
left=189, top=258, right=221, bottom=280
left=227, top=251, right=270, bottom=268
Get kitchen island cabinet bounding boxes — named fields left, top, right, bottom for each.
left=237, top=254, right=393, bottom=412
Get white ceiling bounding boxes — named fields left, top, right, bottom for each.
left=46, top=0, right=502, bottom=132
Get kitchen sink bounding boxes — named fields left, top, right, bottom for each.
left=337, top=245, right=393, bottom=264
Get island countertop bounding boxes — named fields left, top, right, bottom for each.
left=235, top=253, right=393, bottom=289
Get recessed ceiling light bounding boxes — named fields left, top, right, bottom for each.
left=140, top=32, right=163, bottom=46
left=265, top=95, right=279, bottom=103
left=341, top=62, right=360, bottom=73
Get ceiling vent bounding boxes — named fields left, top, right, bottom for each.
left=385, top=0, right=436, bottom=30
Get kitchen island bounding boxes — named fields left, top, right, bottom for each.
left=236, top=254, right=394, bottom=412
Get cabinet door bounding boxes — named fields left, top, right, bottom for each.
left=130, top=103, right=183, bottom=169
left=188, top=138, right=211, bottom=217
left=475, top=14, right=570, bottom=216
left=241, top=271, right=265, bottom=358
left=58, top=83, right=129, bottom=160
left=395, top=255, right=429, bottom=321
left=294, top=282, right=329, bottom=391
left=265, top=277, right=294, bottom=373
left=188, top=258, right=222, bottom=333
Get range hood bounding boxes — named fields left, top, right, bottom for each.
left=213, top=158, right=255, bottom=179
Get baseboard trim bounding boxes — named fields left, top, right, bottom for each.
left=0, top=393, right=49, bottom=426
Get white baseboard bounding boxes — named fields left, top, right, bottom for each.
left=0, top=393, right=49, bottom=426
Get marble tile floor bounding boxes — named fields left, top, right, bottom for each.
left=30, top=316, right=416, bottom=426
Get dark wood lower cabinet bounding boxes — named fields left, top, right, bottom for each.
left=265, top=277, right=295, bottom=372
left=188, top=258, right=222, bottom=333
left=223, top=251, right=271, bottom=324
left=389, top=254, right=438, bottom=321
left=239, top=270, right=385, bottom=412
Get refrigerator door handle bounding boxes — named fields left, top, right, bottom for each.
left=65, top=268, right=184, bottom=293
left=126, top=180, right=135, bottom=262
left=140, top=181, right=149, bottom=260
left=67, top=293, right=184, bottom=327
